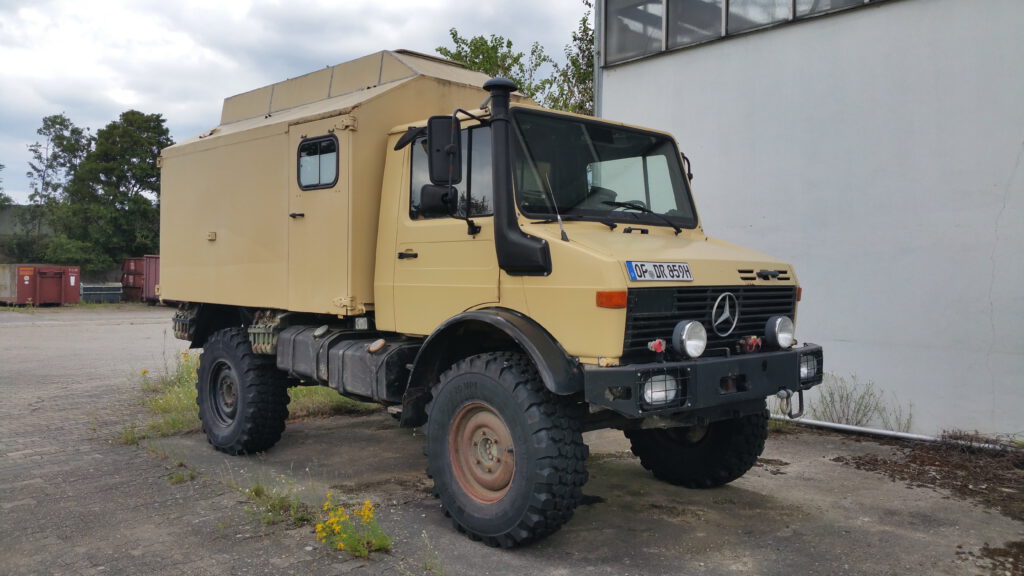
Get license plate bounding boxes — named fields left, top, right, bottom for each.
left=626, top=261, right=693, bottom=282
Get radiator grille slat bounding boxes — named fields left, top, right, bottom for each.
left=624, top=286, right=797, bottom=361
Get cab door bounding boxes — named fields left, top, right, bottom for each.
left=392, top=126, right=498, bottom=335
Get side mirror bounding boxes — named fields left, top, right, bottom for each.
left=427, top=115, right=462, bottom=186
left=420, top=184, right=459, bottom=217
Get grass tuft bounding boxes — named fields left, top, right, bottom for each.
left=125, top=348, right=378, bottom=440
left=244, top=482, right=314, bottom=526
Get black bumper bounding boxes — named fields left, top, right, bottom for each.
left=583, top=343, right=823, bottom=420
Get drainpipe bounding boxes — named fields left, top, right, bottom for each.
left=773, top=415, right=1012, bottom=451
left=483, top=77, right=551, bottom=276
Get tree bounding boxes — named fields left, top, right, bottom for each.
left=0, top=162, right=12, bottom=208
left=436, top=2, right=594, bottom=114
left=46, top=110, right=173, bottom=271
left=26, top=113, right=93, bottom=208
left=546, top=1, right=595, bottom=115
left=436, top=28, right=552, bottom=100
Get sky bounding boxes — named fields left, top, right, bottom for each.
left=0, top=0, right=588, bottom=204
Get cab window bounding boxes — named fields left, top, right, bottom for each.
left=410, top=126, right=492, bottom=219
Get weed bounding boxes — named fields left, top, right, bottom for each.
left=133, top=349, right=377, bottom=438
left=315, top=493, right=392, bottom=558
left=809, top=373, right=914, bottom=432
left=419, top=530, right=445, bottom=575
left=244, top=482, right=314, bottom=527
left=169, top=470, right=196, bottom=484
left=118, top=421, right=146, bottom=445
left=767, top=397, right=796, bottom=434
left=287, top=386, right=378, bottom=419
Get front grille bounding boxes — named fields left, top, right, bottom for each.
left=623, top=286, right=797, bottom=361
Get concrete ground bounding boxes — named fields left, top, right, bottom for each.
left=1, top=305, right=1020, bottom=576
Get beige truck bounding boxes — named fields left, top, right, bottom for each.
left=160, top=50, right=823, bottom=547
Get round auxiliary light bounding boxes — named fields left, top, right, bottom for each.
left=672, top=320, right=707, bottom=358
left=765, top=315, right=795, bottom=349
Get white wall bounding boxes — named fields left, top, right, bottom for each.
left=600, top=0, right=1024, bottom=436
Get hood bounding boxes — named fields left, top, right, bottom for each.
left=528, top=222, right=797, bottom=287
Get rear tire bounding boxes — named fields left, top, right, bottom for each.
left=625, top=404, right=768, bottom=488
left=196, top=327, right=289, bottom=455
left=425, top=352, right=587, bottom=547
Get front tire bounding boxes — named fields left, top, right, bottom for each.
left=625, top=404, right=768, bottom=488
left=425, top=352, right=587, bottom=547
left=196, top=327, right=289, bottom=455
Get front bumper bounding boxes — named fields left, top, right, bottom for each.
left=583, top=343, right=823, bottom=421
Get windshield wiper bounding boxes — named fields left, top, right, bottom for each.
left=529, top=214, right=617, bottom=231
left=602, top=201, right=682, bottom=235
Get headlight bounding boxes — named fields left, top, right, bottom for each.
left=800, top=354, right=819, bottom=380
left=642, top=373, right=679, bottom=405
left=765, top=315, right=795, bottom=349
left=672, top=320, right=707, bottom=358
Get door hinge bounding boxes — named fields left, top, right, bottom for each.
left=337, top=115, right=357, bottom=131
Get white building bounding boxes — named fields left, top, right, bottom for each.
left=597, top=0, right=1023, bottom=436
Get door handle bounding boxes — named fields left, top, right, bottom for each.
left=397, top=252, right=418, bottom=260
left=289, top=212, right=305, bottom=219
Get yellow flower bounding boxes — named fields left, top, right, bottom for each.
left=140, top=369, right=149, bottom=376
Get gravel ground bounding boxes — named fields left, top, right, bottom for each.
left=1, top=304, right=1021, bottom=576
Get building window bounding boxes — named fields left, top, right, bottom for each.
left=298, top=136, right=338, bottom=189
left=606, top=0, right=664, bottom=64
left=728, top=0, right=790, bottom=34
left=410, top=126, right=493, bottom=219
left=606, top=0, right=890, bottom=64
left=668, top=0, right=722, bottom=50
left=797, top=0, right=863, bottom=17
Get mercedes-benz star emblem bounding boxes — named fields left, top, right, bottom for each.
left=712, top=292, right=740, bottom=337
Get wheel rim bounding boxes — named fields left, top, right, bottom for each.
left=209, top=361, right=239, bottom=427
left=448, top=402, right=515, bottom=504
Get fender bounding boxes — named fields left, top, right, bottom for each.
left=399, top=308, right=582, bottom=427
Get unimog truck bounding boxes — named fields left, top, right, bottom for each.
left=160, top=50, right=824, bottom=547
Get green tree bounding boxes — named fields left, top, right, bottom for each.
left=436, top=28, right=553, bottom=100
left=46, top=110, right=173, bottom=271
left=546, top=0, right=595, bottom=115
left=0, top=162, right=12, bottom=208
left=27, top=113, right=93, bottom=207
left=436, top=1, right=595, bottom=114
left=9, top=114, right=95, bottom=262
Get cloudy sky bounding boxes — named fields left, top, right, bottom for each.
left=0, top=0, right=588, bottom=203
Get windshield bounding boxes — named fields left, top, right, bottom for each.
left=511, top=109, right=697, bottom=228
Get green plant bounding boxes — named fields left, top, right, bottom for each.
left=315, top=494, right=392, bottom=558
left=810, top=373, right=882, bottom=427
left=809, top=373, right=914, bottom=433
left=168, top=470, right=196, bottom=484
left=133, top=348, right=377, bottom=439
left=419, top=530, right=446, bottom=576
left=287, top=386, right=378, bottom=419
left=118, top=421, right=144, bottom=445
left=142, top=351, right=202, bottom=436
left=244, top=483, right=313, bottom=526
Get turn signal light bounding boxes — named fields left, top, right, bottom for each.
left=596, top=290, right=628, bottom=309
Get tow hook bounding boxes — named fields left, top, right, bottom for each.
left=776, top=389, right=804, bottom=419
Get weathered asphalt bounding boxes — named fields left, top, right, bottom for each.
left=1, top=305, right=1021, bottom=575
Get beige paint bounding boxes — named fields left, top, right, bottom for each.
left=161, top=51, right=502, bottom=315
left=163, top=50, right=798, bottom=365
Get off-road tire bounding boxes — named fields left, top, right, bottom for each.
left=625, top=403, right=768, bottom=488
left=196, top=327, right=290, bottom=455
left=425, top=352, right=588, bottom=547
